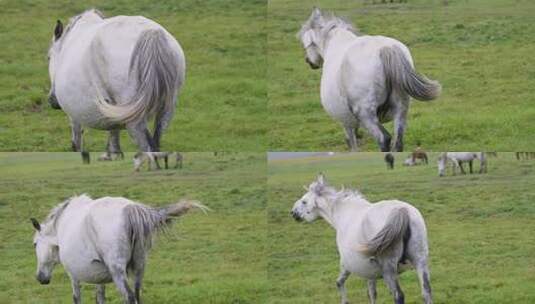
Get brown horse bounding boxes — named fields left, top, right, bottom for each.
left=412, top=149, right=428, bottom=165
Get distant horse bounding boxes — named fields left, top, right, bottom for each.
left=133, top=152, right=183, bottom=171
left=291, top=174, right=432, bottom=304
left=384, top=153, right=394, bottom=169
left=438, top=152, right=487, bottom=176
left=412, top=149, right=428, bottom=165
left=31, top=194, right=208, bottom=304
left=48, top=9, right=186, bottom=153
left=297, top=8, right=440, bottom=151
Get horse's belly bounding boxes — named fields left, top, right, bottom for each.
left=64, top=259, right=113, bottom=284
left=58, top=96, right=123, bottom=130
left=320, top=83, right=357, bottom=126
left=341, top=251, right=381, bottom=279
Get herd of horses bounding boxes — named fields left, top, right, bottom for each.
left=385, top=151, right=493, bottom=176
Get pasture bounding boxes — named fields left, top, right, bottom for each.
left=0, top=152, right=266, bottom=303
left=268, top=152, right=535, bottom=303
left=268, top=0, right=535, bottom=151
left=0, top=0, right=266, bottom=151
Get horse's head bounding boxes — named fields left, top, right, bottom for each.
left=297, top=8, right=325, bottom=69
left=30, top=218, right=59, bottom=285
left=47, top=19, right=64, bottom=109
left=291, top=173, right=330, bottom=222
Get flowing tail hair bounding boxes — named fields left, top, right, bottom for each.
left=123, top=200, right=209, bottom=252
left=96, top=28, right=183, bottom=124
left=380, top=45, right=441, bottom=101
left=360, top=207, right=410, bottom=256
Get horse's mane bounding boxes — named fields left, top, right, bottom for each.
left=43, top=194, right=90, bottom=232
left=313, top=182, right=367, bottom=203
left=320, top=13, right=359, bottom=38
left=298, top=11, right=359, bottom=40
left=63, top=9, right=105, bottom=39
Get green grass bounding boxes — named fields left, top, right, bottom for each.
left=0, top=0, right=267, bottom=151
left=0, top=152, right=267, bottom=303
left=268, top=152, right=535, bottom=303
left=268, top=0, right=535, bottom=151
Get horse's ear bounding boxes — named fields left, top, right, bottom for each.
left=54, top=20, right=63, bottom=40
left=30, top=218, right=41, bottom=231
left=310, top=7, right=322, bottom=26
left=317, top=172, right=326, bottom=185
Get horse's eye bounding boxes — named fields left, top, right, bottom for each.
left=302, top=200, right=307, bottom=205
left=33, top=243, right=37, bottom=248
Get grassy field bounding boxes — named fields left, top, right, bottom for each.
left=268, top=152, right=535, bottom=303
left=268, top=0, right=535, bottom=151
left=0, top=0, right=266, bottom=151
left=0, top=152, right=266, bottom=303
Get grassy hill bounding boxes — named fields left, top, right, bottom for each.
left=0, top=152, right=266, bottom=303
left=268, top=152, right=535, bottom=303
left=0, top=0, right=266, bottom=151
left=268, top=0, right=535, bottom=151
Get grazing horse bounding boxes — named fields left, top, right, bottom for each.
left=384, top=153, right=394, bottom=169
left=412, top=149, right=428, bottom=165
left=48, top=9, right=186, bottom=153
left=297, top=8, right=440, bottom=151
left=437, top=152, right=487, bottom=177
left=133, top=152, right=183, bottom=171
left=291, top=174, right=432, bottom=304
left=31, top=194, right=208, bottom=304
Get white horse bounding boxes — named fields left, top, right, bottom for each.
left=48, top=9, right=186, bottom=152
left=437, top=152, right=487, bottom=177
left=291, top=174, right=432, bottom=304
left=297, top=8, right=441, bottom=152
left=31, top=194, right=208, bottom=303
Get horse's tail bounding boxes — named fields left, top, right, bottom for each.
left=123, top=200, right=208, bottom=252
left=361, top=207, right=411, bottom=256
left=380, top=45, right=441, bottom=101
left=96, top=28, right=183, bottom=124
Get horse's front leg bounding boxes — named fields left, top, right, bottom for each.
left=335, top=268, right=350, bottom=304
left=343, top=125, right=358, bottom=151
left=70, top=279, right=82, bottom=304
left=358, top=111, right=391, bottom=152
left=70, top=119, right=83, bottom=152
left=126, top=121, right=155, bottom=152
left=468, top=160, right=473, bottom=174
left=368, top=279, right=377, bottom=304
left=96, top=284, right=106, bottom=304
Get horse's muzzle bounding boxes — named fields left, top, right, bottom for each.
left=305, top=57, right=320, bottom=70
left=290, top=210, right=303, bottom=222
left=48, top=93, right=61, bottom=110
left=36, top=272, right=50, bottom=285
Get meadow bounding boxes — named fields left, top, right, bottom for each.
left=268, top=0, right=535, bottom=151
left=0, top=152, right=266, bottom=303
left=0, top=0, right=266, bottom=151
left=268, top=152, right=535, bottom=303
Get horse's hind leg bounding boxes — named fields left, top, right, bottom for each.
left=368, top=279, right=377, bottom=304
left=109, top=264, right=136, bottom=304
left=96, top=284, right=106, bottom=304
left=468, top=160, right=473, bottom=174
left=335, top=267, right=350, bottom=304
left=127, top=121, right=155, bottom=152
left=390, top=91, right=409, bottom=152
left=70, top=119, right=83, bottom=152
left=107, top=129, right=122, bottom=159
left=358, top=111, right=392, bottom=152
left=415, top=261, right=433, bottom=304
left=343, top=126, right=359, bottom=151
left=381, top=260, right=404, bottom=304
left=153, top=97, right=176, bottom=152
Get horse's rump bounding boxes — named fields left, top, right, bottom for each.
left=96, top=27, right=183, bottom=124
left=362, top=207, right=410, bottom=256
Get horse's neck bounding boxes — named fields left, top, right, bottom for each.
left=323, top=29, right=358, bottom=57
left=319, top=195, right=369, bottom=231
